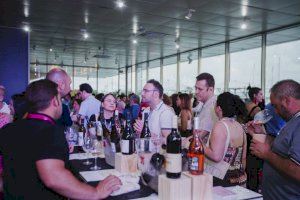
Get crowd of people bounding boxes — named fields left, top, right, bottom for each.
left=0, top=68, right=299, bottom=200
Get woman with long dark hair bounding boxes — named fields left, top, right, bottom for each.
left=204, top=92, right=248, bottom=186
left=245, top=86, right=265, bottom=192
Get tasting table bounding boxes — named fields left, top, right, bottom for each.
left=68, top=147, right=155, bottom=200
left=68, top=147, right=262, bottom=200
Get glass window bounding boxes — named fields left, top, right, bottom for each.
left=148, top=60, right=161, bottom=81
left=163, top=56, right=177, bottom=95
left=73, top=67, right=97, bottom=91
left=98, top=69, right=118, bottom=94
left=180, top=50, right=198, bottom=93
left=29, top=64, right=47, bottom=82
left=266, top=26, right=300, bottom=101
left=127, top=67, right=132, bottom=94
left=229, top=36, right=262, bottom=99
left=201, top=44, right=225, bottom=95
left=136, top=63, right=147, bottom=95
left=119, top=69, right=126, bottom=94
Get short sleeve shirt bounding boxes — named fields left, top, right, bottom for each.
left=0, top=117, right=69, bottom=200
left=78, top=95, right=101, bottom=119
left=148, top=101, right=175, bottom=139
left=197, top=95, right=218, bottom=133
left=262, top=112, right=300, bottom=200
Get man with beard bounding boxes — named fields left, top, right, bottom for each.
left=248, top=79, right=300, bottom=200
left=134, top=79, right=174, bottom=149
left=0, top=79, right=121, bottom=199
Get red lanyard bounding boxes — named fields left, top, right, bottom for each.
left=26, top=113, right=55, bottom=125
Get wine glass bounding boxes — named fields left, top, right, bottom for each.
left=90, top=138, right=102, bottom=170
left=254, top=109, right=273, bottom=124
left=82, top=136, right=93, bottom=165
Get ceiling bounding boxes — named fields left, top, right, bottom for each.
left=1, top=0, right=300, bottom=78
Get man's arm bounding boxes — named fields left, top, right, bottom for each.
left=250, top=140, right=300, bottom=182
left=36, top=159, right=121, bottom=200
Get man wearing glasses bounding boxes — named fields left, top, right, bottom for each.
left=134, top=79, right=175, bottom=149
left=194, top=73, right=218, bottom=143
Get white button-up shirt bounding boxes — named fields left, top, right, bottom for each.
left=197, top=95, right=218, bottom=133
left=148, top=101, right=175, bottom=139
left=78, top=95, right=101, bottom=119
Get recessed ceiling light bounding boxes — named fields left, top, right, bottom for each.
left=49, top=48, right=53, bottom=52
left=24, top=5, right=29, bottom=17
left=132, top=39, right=137, bottom=44
left=23, top=25, right=30, bottom=32
left=116, top=0, right=125, bottom=8
left=83, top=32, right=89, bottom=39
left=241, top=23, right=247, bottom=29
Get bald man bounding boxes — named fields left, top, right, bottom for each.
left=46, top=68, right=73, bottom=127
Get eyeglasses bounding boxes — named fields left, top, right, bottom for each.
left=142, top=89, right=158, bottom=93
left=104, top=99, right=117, bottom=104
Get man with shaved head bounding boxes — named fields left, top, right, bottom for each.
left=46, top=68, right=72, bottom=127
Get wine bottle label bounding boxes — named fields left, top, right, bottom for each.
left=78, top=132, right=84, bottom=146
left=89, top=127, right=96, bottom=136
left=111, top=142, right=116, bottom=153
left=166, top=153, right=182, bottom=173
left=140, top=139, right=145, bottom=152
left=121, top=140, right=129, bottom=153
left=189, top=157, right=199, bottom=171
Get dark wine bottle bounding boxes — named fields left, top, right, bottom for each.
left=78, top=118, right=86, bottom=146
left=140, top=112, right=151, bottom=152
left=121, top=111, right=135, bottom=155
left=111, top=119, right=121, bottom=153
left=166, top=115, right=182, bottom=179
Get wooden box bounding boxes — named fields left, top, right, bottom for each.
left=183, top=172, right=213, bottom=200
left=158, top=174, right=192, bottom=200
left=114, top=153, right=138, bottom=173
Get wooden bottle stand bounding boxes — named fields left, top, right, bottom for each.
left=183, top=172, right=213, bottom=200
left=158, top=174, right=192, bottom=200
left=115, top=153, right=138, bottom=173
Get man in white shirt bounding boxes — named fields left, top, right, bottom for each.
left=194, top=73, right=218, bottom=142
left=134, top=79, right=175, bottom=146
left=78, top=83, right=101, bottom=120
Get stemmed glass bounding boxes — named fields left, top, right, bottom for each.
left=90, top=137, right=102, bottom=170
left=82, top=135, right=93, bottom=165
left=254, top=109, right=273, bottom=124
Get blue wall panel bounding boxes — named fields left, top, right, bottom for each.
left=0, top=27, right=29, bottom=103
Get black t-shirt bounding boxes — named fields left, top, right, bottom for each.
left=0, top=116, right=69, bottom=200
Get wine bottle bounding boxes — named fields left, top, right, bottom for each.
left=121, top=111, right=135, bottom=155
left=114, top=110, right=122, bottom=135
left=188, top=117, right=205, bottom=175
left=110, top=119, right=121, bottom=153
left=78, top=118, right=86, bottom=146
left=166, top=115, right=182, bottom=179
left=88, top=121, right=96, bottom=136
left=140, top=112, right=151, bottom=152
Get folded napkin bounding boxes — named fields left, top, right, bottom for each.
left=79, top=169, right=140, bottom=196
left=69, top=153, right=105, bottom=160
